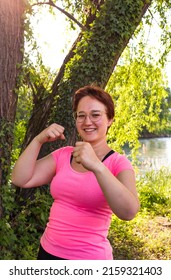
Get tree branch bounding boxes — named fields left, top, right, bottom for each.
left=31, top=0, right=86, bottom=30
left=148, top=8, right=161, bottom=28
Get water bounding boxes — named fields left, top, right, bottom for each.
left=136, top=138, right=171, bottom=173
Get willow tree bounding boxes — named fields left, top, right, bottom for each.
left=0, top=0, right=25, bottom=216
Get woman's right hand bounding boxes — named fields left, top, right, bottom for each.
left=35, top=123, right=65, bottom=144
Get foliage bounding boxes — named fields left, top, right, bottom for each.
left=0, top=185, right=52, bottom=260
left=106, top=48, right=169, bottom=158
left=137, top=167, right=171, bottom=216
left=0, top=120, right=15, bottom=187
left=11, top=57, right=55, bottom=164
left=108, top=213, right=171, bottom=260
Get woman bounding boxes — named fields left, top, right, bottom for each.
left=11, top=85, right=140, bottom=260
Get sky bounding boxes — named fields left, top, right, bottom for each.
left=30, top=6, right=171, bottom=87
left=30, top=7, right=79, bottom=70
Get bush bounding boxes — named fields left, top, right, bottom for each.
left=137, top=167, right=171, bottom=216
left=0, top=185, right=52, bottom=260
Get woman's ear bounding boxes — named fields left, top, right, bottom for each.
left=108, top=119, right=113, bottom=128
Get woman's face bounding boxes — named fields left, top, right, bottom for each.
left=75, top=96, right=113, bottom=144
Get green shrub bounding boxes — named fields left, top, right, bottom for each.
left=0, top=185, right=52, bottom=260
left=137, top=167, right=171, bottom=216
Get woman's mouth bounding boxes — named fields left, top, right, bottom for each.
left=83, top=128, right=96, bottom=132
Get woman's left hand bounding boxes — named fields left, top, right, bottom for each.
left=72, top=142, right=101, bottom=171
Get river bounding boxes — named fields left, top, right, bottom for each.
left=134, top=137, right=171, bottom=173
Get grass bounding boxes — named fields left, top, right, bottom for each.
left=108, top=167, right=171, bottom=260
left=108, top=213, right=171, bottom=260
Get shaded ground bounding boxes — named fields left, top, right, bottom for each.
left=108, top=215, right=171, bottom=260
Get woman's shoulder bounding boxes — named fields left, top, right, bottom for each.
left=111, top=151, right=132, bottom=165
left=111, top=151, right=128, bottom=159
left=105, top=151, right=134, bottom=176
left=52, top=146, right=73, bottom=157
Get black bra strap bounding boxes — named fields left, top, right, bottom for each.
left=102, top=150, right=115, bottom=162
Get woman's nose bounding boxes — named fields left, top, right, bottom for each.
left=84, top=115, right=92, bottom=124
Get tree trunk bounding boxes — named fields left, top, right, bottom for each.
left=16, top=0, right=152, bottom=201
left=0, top=0, right=25, bottom=216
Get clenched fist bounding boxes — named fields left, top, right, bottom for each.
left=35, top=123, right=65, bottom=144
left=72, top=142, right=101, bottom=172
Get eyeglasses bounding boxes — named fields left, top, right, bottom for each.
left=74, top=110, right=106, bottom=123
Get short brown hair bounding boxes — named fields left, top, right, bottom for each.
left=72, top=85, right=114, bottom=120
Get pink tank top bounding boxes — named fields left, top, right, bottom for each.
left=40, top=146, right=134, bottom=259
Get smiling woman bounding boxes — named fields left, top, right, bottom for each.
left=11, top=85, right=140, bottom=260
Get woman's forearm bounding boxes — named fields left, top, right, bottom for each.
left=11, top=137, right=42, bottom=187
left=94, top=163, right=140, bottom=220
